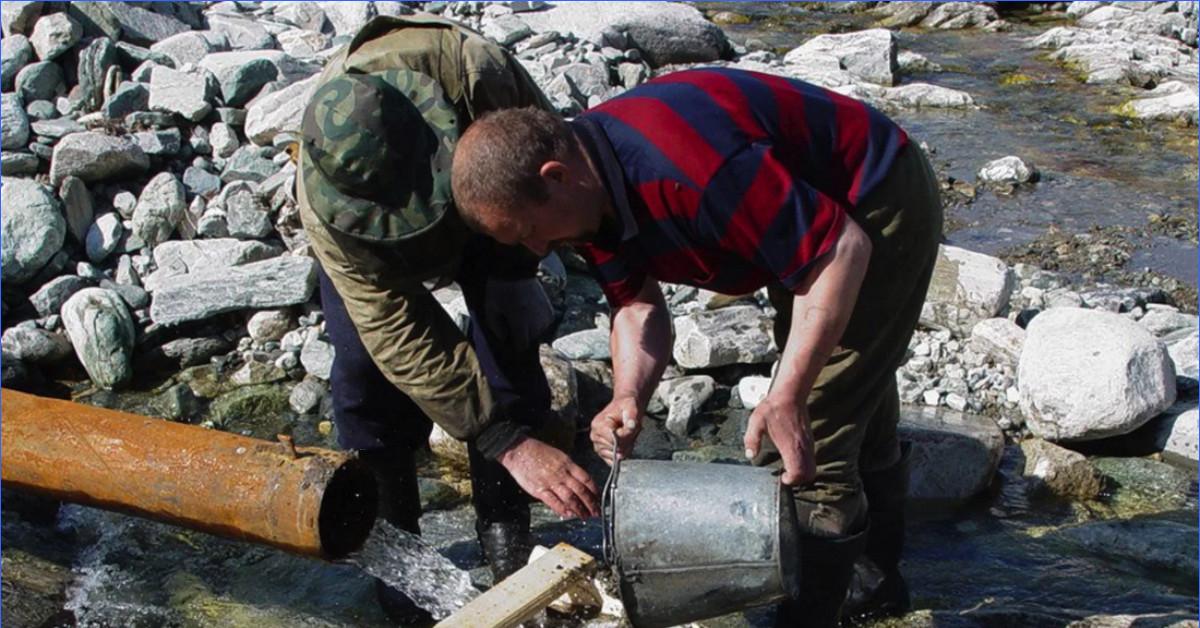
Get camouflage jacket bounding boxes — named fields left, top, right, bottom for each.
left=296, top=14, right=554, bottom=457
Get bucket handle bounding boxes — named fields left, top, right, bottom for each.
left=601, top=429, right=622, bottom=566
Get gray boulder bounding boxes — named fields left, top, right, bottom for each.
left=144, top=238, right=283, bottom=291
left=483, top=14, right=533, bottom=47
left=198, top=51, right=289, bottom=108
left=132, top=172, right=186, bottom=247
left=1, top=93, right=31, bottom=150
left=977, top=155, right=1039, bottom=185
left=300, top=332, right=335, bottom=380
left=968, top=317, right=1025, bottom=366
left=149, top=255, right=317, bottom=325
left=210, top=122, right=239, bottom=158
left=1137, top=307, right=1197, bottom=338
left=1151, top=402, right=1198, bottom=466
left=132, top=128, right=182, bottom=156
left=1, top=34, right=33, bottom=90
left=517, top=2, right=730, bottom=68
left=1019, top=438, right=1105, bottom=501
left=71, top=2, right=191, bottom=46
left=784, top=29, right=897, bottom=86
left=219, top=181, right=273, bottom=238
left=921, top=245, right=1016, bottom=337
left=15, top=60, right=62, bottom=102
left=85, top=212, right=123, bottom=263
left=1, top=178, right=65, bottom=284
left=276, top=29, right=332, bottom=58
left=317, top=1, right=374, bottom=37
left=101, top=81, right=150, bottom=120
left=75, top=36, right=120, bottom=112
left=900, top=407, right=1004, bottom=504
left=58, top=176, right=93, bottom=243
left=49, top=132, right=149, bottom=185
left=247, top=308, right=293, bottom=343
left=736, top=375, right=771, bottom=410
left=673, top=305, right=777, bottom=369
left=29, top=13, right=81, bottom=61
left=1019, top=307, right=1177, bottom=442
left=289, top=377, right=326, bottom=414
left=1119, top=81, right=1199, bottom=125
left=1, top=151, right=39, bottom=175
left=2, top=2, right=42, bottom=37
left=921, top=2, right=1002, bottom=29
left=244, top=74, right=318, bottom=146
left=30, top=117, right=84, bottom=139
left=552, top=328, right=611, bottom=360
left=150, top=31, right=225, bottom=68
left=206, top=13, right=275, bottom=51
left=651, top=375, right=715, bottom=437
left=149, top=65, right=215, bottom=122
left=61, top=287, right=137, bottom=389
left=221, top=145, right=277, bottom=183
left=0, top=324, right=72, bottom=365
left=1166, top=329, right=1197, bottom=378
left=30, top=275, right=88, bottom=318
left=270, top=2, right=329, bottom=32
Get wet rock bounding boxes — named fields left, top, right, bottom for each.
left=1, top=34, right=33, bottom=90
left=245, top=74, right=318, bottom=146
left=419, top=477, right=465, bottom=511
left=784, top=29, right=897, bottom=86
left=2, top=2, right=42, bottom=37
left=50, top=132, right=149, bottom=185
left=1019, top=439, right=1105, bottom=501
left=317, top=1, right=374, bottom=37
left=876, top=83, right=976, bottom=109
left=1, top=94, right=31, bottom=150
left=900, top=407, right=1004, bottom=504
left=207, top=384, right=290, bottom=436
left=132, top=172, right=186, bottom=247
left=149, top=66, right=215, bottom=122
left=968, top=317, right=1025, bottom=366
left=552, top=328, right=610, bottom=360
left=736, top=375, right=772, bottom=410
left=29, top=13, right=81, bottom=62
left=517, top=2, right=730, bottom=68
left=650, top=375, right=715, bottom=437
left=206, top=13, right=274, bottom=51
left=152, top=382, right=202, bottom=421
left=30, top=275, right=88, bottom=318
left=85, top=212, right=123, bottom=263
left=977, top=155, right=1038, bottom=186
left=1019, top=307, right=1176, bottom=442
left=15, top=60, right=62, bottom=102
left=149, top=255, right=316, bottom=326
left=1066, top=612, right=1200, bottom=628
left=673, top=305, right=777, bottom=369
left=1046, top=518, right=1197, bottom=582
left=1, top=325, right=72, bottom=365
left=150, top=31, right=225, bottom=68
left=1, top=178, right=65, bottom=285
left=921, top=245, right=1017, bottom=337
left=61, top=287, right=136, bottom=389
left=1118, top=81, right=1199, bottom=125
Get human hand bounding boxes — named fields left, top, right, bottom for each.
left=590, top=396, right=642, bottom=465
left=743, top=393, right=816, bottom=486
left=497, top=436, right=599, bottom=519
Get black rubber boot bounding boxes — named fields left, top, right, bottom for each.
left=475, top=515, right=535, bottom=585
left=775, top=526, right=870, bottom=628
left=359, top=448, right=434, bottom=626
left=844, top=443, right=912, bottom=622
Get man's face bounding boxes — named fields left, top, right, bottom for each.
left=485, top=199, right=596, bottom=258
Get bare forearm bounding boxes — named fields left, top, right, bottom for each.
left=773, top=217, right=873, bottom=399
left=610, top=280, right=672, bottom=410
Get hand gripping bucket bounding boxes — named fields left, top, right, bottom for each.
left=602, top=458, right=802, bottom=627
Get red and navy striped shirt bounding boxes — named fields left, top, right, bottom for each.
left=573, top=67, right=909, bottom=308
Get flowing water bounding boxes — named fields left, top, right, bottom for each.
left=344, top=521, right=479, bottom=620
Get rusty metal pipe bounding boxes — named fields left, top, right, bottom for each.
left=1, top=388, right=377, bottom=560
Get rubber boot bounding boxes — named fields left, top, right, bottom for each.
left=775, top=526, right=870, bottom=628
left=475, top=514, right=534, bottom=585
left=844, top=443, right=912, bottom=622
left=359, top=448, right=434, bottom=627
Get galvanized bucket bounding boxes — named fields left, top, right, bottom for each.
left=602, top=458, right=801, bottom=627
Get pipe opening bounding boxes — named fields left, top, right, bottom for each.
left=318, top=459, right=378, bottom=559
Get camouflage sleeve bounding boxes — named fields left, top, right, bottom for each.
left=298, top=169, right=524, bottom=452
left=459, top=28, right=555, bottom=115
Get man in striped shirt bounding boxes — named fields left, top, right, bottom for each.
left=451, top=67, right=942, bottom=626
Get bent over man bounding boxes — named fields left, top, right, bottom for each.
left=296, top=15, right=598, bottom=623
left=450, top=67, right=943, bottom=627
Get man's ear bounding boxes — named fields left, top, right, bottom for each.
left=539, top=160, right=568, bottom=184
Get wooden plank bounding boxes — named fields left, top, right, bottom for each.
left=434, top=543, right=597, bottom=628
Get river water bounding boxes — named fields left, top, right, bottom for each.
left=3, top=4, right=1197, bottom=628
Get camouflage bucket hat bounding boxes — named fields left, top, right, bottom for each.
left=300, top=68, right=459, bottom=243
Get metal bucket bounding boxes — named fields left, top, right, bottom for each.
left=603, top=459, right=801, bottom=627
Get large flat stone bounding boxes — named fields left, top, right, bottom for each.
left=149, top=256, right=316, bottom=326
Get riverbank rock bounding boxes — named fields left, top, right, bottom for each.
left=149, top=255, right=316, bottom=326
left=1, top=325, right=72, bottom=365
left=1149, top=402, right=1198, bottom=466
left=61, top=288, right=136, bottom=389
left=29, top=13, right=81, bottom=62
left=977, top=156, right=1039, bottom=186
left=1019, top=307, right=1177, bottom=442
left=144, top=239, right=282, bottom=292
left=1118, top=81, right=1199, bottom=125
left=921, top=245, right=1017, bottom=337
left=300, top=332, right=334, bottom=380
left=650, top=375, right=715, bottom=437
left=148, top=65, right=215, bottom=122
left=1045, top=517, right=1198, bottom=583
left=900, top=407, right=1005, bottom=504
left=552, top=328, right=610, bottom=361
left=132, top=172, right=186, bottom=247
left=1, top=178, right=65, bottom=285
left=516, top=2, right=731, bottom=68
left=673, top=305, right=777, bottom=369
left=736, top=375, right=772, bottom=410
left=1019, top=438, right=1105, bottom=501
left=244, top=74, right=318, bottom=145
left=968, top=318, right=1025, bottom=366
left=49, top=132, right=149, bottom=185
left=784, top=29, right=897, bottom=86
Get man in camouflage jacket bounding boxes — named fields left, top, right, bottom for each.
left=296, top=15, right=598, bottom=621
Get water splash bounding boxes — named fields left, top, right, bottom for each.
left=345, top=521, right=479, bottom=620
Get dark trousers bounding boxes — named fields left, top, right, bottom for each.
left=318, top=236, right=553, bottom=529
